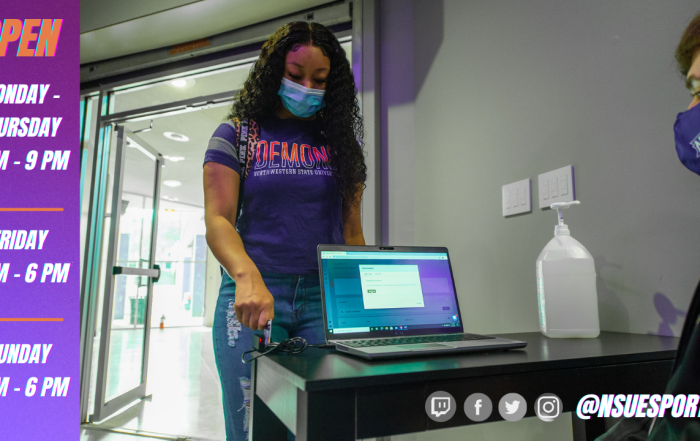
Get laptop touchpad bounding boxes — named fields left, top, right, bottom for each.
left=395, top=343, right=451, bottom=351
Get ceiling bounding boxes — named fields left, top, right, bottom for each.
left=80, top=0, right=337, bottom=64
left=112, top=62, right=253, bottom=113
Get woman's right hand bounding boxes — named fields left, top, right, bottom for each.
left=203, top=162, right=275, bottom=331
left=233, top=270, right=275, bottom=331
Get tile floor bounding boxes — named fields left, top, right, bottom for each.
left=83, top=326, right=225, bottom=441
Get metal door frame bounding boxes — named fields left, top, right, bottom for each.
left=90, top=126, right=163, bottom=422
left=78, top=87, right=241, bottom=423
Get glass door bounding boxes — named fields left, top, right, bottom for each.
left=91, top=126, right=164, bottom=422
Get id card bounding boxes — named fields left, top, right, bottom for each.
left=263, top=320, right=272, bottom=346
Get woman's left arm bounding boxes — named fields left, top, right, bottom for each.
left=342, top=184, right=366, bottom=245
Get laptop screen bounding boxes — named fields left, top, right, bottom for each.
left=320, top=248, right=464, bottom=340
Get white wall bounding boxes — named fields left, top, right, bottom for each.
left=381, top=0, right=700, bottom=338
left=381, top=0, right=417, bottom=245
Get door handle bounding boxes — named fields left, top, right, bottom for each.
left=113, top=265, right=161, bottom=283
left=152, top=264, right=160, bottom=283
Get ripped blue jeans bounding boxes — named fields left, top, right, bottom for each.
left=212, top=270, right=325, bottom=441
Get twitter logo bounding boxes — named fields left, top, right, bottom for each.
left=505, top=400, right=520, bottom=414
left=499, top=393, right=526, bottom=421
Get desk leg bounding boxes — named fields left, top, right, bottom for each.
left=296, top=389, right=355, bottom=441
left=250, top=359, right=287, bottom=441
left=572, top=414, right=606, bottom=441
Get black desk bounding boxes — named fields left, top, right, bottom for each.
left=250, top=332, right=678, bottom=441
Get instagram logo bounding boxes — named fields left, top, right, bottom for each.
left=536, top=394, right=562, bottom=422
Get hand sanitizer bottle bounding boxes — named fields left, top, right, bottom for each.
left=536, top=201, right=600, bottom=338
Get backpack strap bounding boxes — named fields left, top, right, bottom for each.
left=237, top=118, right=249, bottom=172
left=234, top=118, right=258, bottom=224
left=235, top=118, right=248, bottom=225
left=221, top=118, right=255, bottom=278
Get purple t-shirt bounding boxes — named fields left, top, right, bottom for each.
left=204, top=114, right=344, bottom=274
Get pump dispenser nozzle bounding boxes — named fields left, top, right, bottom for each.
left=550, top=201, right=580, bottom=236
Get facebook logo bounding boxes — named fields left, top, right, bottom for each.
left=465, top=393, right=492, bottom=422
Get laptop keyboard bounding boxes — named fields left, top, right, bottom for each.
left=340, top=333, right=495, bottom=348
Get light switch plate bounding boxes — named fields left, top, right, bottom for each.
left=538, top=165, right=575, bottom=209
left=502, top=178, right=532, bottom=217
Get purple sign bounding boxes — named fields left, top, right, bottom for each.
left=0, top=2, right=80, bottom=439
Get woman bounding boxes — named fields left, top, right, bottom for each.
left=647, top=11, right=700, bottom=440
left=599, top=11, right=700, bottom=441
left=202, top=21, right=366, bottom=441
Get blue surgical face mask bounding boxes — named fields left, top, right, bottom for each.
left=674, top=103, right=700, bottom=176
left=277, top=77, right=326, bottom=118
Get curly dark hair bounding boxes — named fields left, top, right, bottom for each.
left=676, top=12, right=700, bottom=77
left=228, top=21, right=366, bottom=208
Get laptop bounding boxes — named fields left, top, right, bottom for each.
left=318, top=245, right=527, bottom=360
